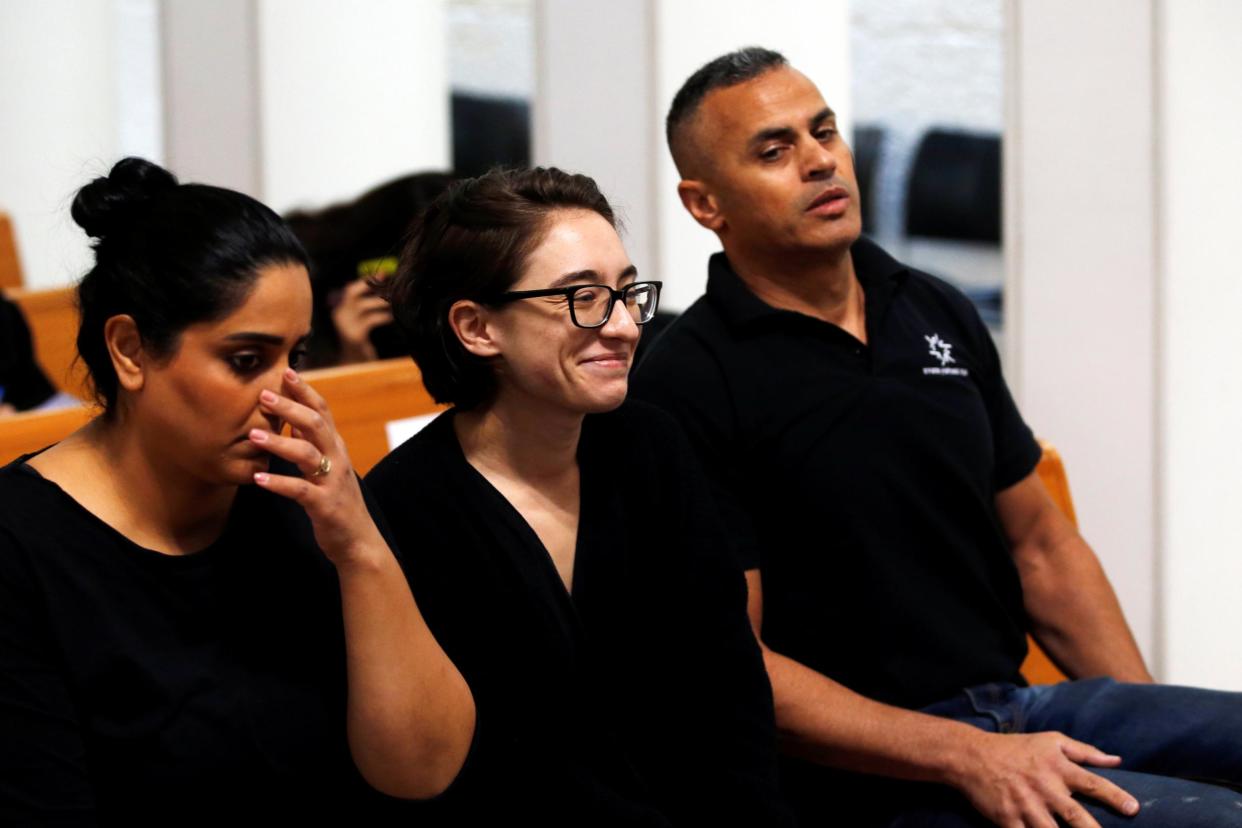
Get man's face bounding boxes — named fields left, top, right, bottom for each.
left=685, top=66, right=863, bottom=259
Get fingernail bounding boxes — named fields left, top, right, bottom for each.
left=249, top=428, right=267, bottom=443
left=1124, top=799, right=1139, bottom=814
left=260, top=390, right=277, bottom=404
left=285, top=368, right=299, bottom=383
left=254, top=472, right=269, bottom=485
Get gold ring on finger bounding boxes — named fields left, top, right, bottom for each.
left=310, top=454, right=332, bottom=478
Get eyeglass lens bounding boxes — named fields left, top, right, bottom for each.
left=571, top=284, right=659, bottom=327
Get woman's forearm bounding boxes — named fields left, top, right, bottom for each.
left=336, top=542, right=476, bottom=799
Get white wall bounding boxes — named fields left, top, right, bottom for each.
left=161, top=0, right=261, bottom=196
left=1006, top=0, right=1159, bottom=665
left=0, top=0, right=118, bottom=288
left=851, top=0, right=1003, bottom=244
left=535, top=0, right=658, bottom=288
left=255, top=0, right=450, bottom=213
left=448, top=0, right=533, bottom=98
left=1157, top=0, right=1242, bottom=689
left=115, top=0, right=163, bottom=164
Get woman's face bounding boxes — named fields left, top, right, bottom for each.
left=131, top=261, right=313, bottom=486
left=487, top=209, right=641, bottom=416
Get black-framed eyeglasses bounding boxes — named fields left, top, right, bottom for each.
left=487, top=281, right=663, bottom=329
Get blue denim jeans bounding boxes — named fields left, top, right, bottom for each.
left=889, top=678, right=1242, bottom=827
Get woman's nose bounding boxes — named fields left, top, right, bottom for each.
left=599, top=297, right=640, bottom=341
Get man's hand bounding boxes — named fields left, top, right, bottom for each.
left=748, top=570, right=1142, bottom=827
left=952, top=730, right=1139, bottom=827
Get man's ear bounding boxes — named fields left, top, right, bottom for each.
left=447, top=300, right=503, bottom=359
left=103, top=315, right=147, bottom=394
left=677, top=179, right=726, bottom=232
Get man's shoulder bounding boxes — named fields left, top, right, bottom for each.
left=632, top=299, right=735, bottom=409
left=901, top=266, right=983, bottom=318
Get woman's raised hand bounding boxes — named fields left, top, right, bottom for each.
left=248, top=368, right=384, bottom=567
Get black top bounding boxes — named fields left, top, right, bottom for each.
left=0, top=294, right=56, bottom=411
left=632, top=239, right=1042, bottom=712
left=0, top=456, right=412, bottom=825
left=364, top=402, right=792, bottom=827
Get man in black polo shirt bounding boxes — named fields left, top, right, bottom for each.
left=633, top=47, right=1242, bottom=828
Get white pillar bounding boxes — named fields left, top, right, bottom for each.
left=254, top=0, right=450, bottom=213
left=1157, top=0, right=1242, bottom=690
left=535, top=0, right=850, bottom=311
left=162, top=0, right=450, bottom=212
left=1006, top=0, right=1159, bottom=667
left=161, top=0, right=262, bottom=196
left=0, top=0, right=118, bottom=288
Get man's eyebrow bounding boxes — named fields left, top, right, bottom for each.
left=748, top=107, right=837, bottom=148
left=748, top=125, right=797, bottom=148
left=809, top=107, right=836, bottom=128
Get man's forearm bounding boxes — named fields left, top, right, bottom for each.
left=762, top=643, right=983, bottom=784
left=762, top=642, right=1142, bottom=826
left=1015, top=533, right=1153, bottom=683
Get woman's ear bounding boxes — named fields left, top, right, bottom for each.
left=447, top=300, right=502, bottom=359
left=103, top=315, right=147, bottom=393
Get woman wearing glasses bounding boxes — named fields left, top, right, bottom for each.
left=365, top=167, right=791, bottom=825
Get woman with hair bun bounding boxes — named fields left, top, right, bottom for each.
left=365, top=167, right=792, bottom=825
left=0, top=158, right=474, bottom=823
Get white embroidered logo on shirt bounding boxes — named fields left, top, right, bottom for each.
left=925, top=334, right=955, bottom=366
left=923, top=334, right=969, bottom=376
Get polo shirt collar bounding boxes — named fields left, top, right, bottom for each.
left=705, top=236, right=909, bottom=331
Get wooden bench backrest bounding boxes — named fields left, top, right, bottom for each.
left=0, top=357, right=443, bottom=475
left=1020, top=440, right=1075, bottom=685
left=6, top=285, right=90, bottom=400
left=303, top=358, right=443, bottom=474
left=0, top=213, right=22, bottom=290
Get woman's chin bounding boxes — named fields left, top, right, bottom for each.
left=575, top=385, right=629, bottom=415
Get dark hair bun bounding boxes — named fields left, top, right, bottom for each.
left=71, top=156, right=179, bottom=240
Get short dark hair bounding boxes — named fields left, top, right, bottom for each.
left=666, top=46, right=788, bottom=175
left=382, top=166, right=616, bottom=410
left=71, top=157, right=308, bottom=411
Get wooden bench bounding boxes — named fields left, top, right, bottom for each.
left=0, top=357, right=443, bottom=475
left=301, top=358, right=443, bottom=474
left=0, top=213, right=22, bottom=290
left=4, top=285, right=89, bottom=400
left=1019, top=441, right=1075, bottom=685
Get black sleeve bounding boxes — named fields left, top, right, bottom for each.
left=640, top=413, right=794, bottom=827
left=631, top=339, right=763, bottom=571
left=952, top=291, right=1041, bottom=491
left=0, top=525, right=97, bottom=825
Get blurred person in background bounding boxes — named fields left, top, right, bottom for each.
left=0, top=292, right=78, bottom=416
left=286, top=171, right=455, bottom=367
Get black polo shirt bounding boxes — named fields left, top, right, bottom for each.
left=631, top=237, right=1041, bottom=711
